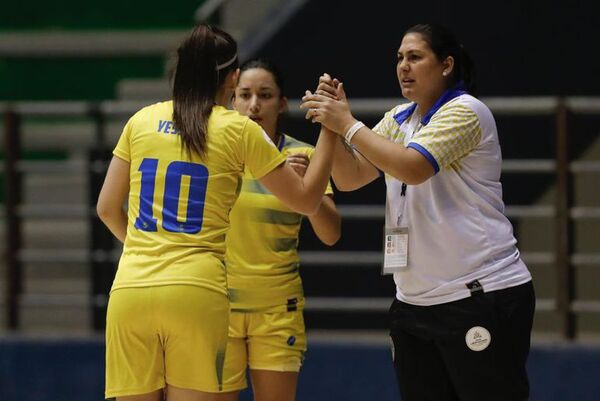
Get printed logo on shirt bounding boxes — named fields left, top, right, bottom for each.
left=465, top=326, right=491, bottom=351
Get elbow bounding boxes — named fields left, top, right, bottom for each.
left=322, top=230, right=341, bottom=246
left=405, top=171, right=434, bottom=185
left=394, top=161, right=435, bottom=185
left=403, top=176, right=428, bottom=185
left=96, top=202, right=108, bottom=223
left=96, top=202, right=116, bottom=225
left=327, top=219, right=342, bottom=246
left=317, top=216, right=342, bottom=246
left=392, top=167, right=433, bottom=186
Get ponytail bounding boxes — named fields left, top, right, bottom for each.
left=172, top=24, right=238, bottom=157
left=458, top=45, right=477, bottom=94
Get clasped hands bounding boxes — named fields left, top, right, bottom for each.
left=300, top=73, right=358, bottom=136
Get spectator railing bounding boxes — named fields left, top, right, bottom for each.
left=2, top=97, right=600, bottom=338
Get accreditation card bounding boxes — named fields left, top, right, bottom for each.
left=382, top=227, right=408, bottom=275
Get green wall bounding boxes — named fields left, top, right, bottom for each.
left=0, top=1, right=212, bottom=100
left=0, top=57, right=166, bottom=100
left=0, top=1, right=204, bottom=30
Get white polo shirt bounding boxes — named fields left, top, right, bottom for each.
left=373, top=93, right=531, bottom=306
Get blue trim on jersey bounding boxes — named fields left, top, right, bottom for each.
left=421, top=83, right=467, bottom=125
left=277, top=134, right=286, bottom=151
left=407, top=143, right=440, bottom=174
left=393, top=103, right=417, bottom=126
left=393, top=81, right=467, bottom=126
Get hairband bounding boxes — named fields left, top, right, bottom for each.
left=216, top=54, right=238, bottom=71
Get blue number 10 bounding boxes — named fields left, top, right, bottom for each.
left=134, top=158, right=209, bottom=234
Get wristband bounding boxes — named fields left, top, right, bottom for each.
left=344, top=121, right=365, bottom=143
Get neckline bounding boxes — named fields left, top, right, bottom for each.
left=393, top=82, right=468, bottom=127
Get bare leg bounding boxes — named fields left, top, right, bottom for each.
left=166, top=385, right=242, bottom=401
left=250, top=370, right=299, bottom=401
left=117, top=389, right=163, bottom=401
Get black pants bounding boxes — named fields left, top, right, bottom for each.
left=389, top=281, right=535, bottom=401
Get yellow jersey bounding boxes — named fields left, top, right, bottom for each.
left=225, top=134, right=333, bottom=312
left=111, top=101, right=286, bottom=296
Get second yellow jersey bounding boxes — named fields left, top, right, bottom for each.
left=225, top=134, right=333, bottom=312
left=111, top=102, right=286, bottom=296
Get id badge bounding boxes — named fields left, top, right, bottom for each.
left=382, top=227, right=408, bottom=275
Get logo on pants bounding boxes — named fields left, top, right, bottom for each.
left=465, top=326, right=491, bottom=351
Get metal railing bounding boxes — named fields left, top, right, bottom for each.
left=2, top=97, right=600, bottom=338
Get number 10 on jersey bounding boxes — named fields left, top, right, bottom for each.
left=134, top=158, right=209, bottom=234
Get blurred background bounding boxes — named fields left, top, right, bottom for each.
left=1, top=0, right=600, bottom=400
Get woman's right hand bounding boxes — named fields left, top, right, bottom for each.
left=301, top=76, right=358, bottom=136
left=302, top=73, right=338, bottom=121
left=314, top=73, right=340, bottom=100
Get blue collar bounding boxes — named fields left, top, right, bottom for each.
left=393, top=83, right=468, bottom=126
left=277, top=134, right=285, bottom=151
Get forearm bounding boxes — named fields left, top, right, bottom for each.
left=349, top=127, right=434, bottom=185
left=307, top=195, right=341, bottom=246
left=332, top=137, right=379, bottom=191
left=98, top=209, right=128, bottom=243
left=298, top=128, right=337, bottom=211
left=96, top=156, right=131, bottom=243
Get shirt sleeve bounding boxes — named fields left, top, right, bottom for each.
left=408, top=103, right=481, bottom=172
left=372, top=103, right=415, bottom=144
left=372, top=108, right=396, bottom=139
left=242, top=119, right=287, bottom=179
left=113, top=117, right=133, bottom=162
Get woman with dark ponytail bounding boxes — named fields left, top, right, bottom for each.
left=220, top=59, right=341, bottom=401
left=97, top=24, right=336, bottom=401
left=302, top=23, right=535, bottom=401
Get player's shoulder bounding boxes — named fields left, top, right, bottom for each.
left=213, top=105, right=246, bottom=121
left=442, top=94, right=493, bottom=123
left=121, top=101, right=174, bottom=137
left=210, top=106, right=248, bottom=127
left=129, top=100, right=172, bottom=122
left=212, top=106, right=264, bottom=135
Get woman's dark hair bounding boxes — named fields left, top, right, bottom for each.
left=239, top=58, right=285, bottom=98
left=172, top=24, right=238, bottom=157
left=404, top=24, right=477, bottom=93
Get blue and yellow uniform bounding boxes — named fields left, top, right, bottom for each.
left=222, top=134, right=333, bottom=390
left=105, top=101, right=286, bottom=397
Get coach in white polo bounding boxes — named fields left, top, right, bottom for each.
left=301, top=23, right=535, bottom=401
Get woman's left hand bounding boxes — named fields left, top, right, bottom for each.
left=287, top=153, right=310, bottom=177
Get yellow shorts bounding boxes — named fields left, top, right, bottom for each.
left=105, top=285, right=229, bottom=398
left=221, top=309, right=306, bottom=391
